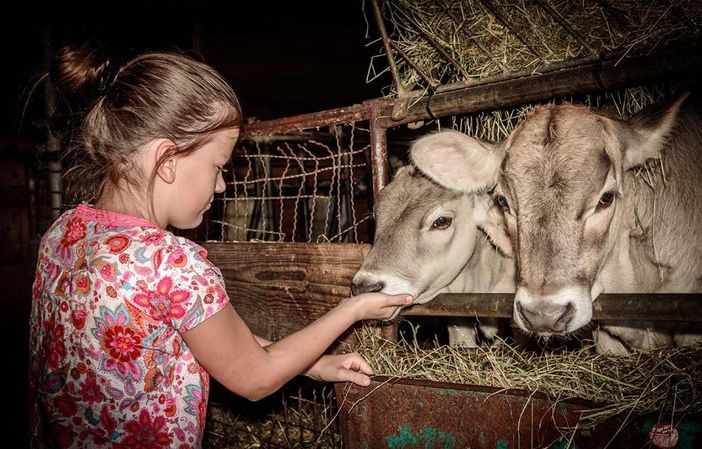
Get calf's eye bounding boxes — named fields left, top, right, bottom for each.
left=495, top=195, right=509, bottom=210
left=597, top=191, right=616, bottom=210
left=431, top=216, right=453, bottom=230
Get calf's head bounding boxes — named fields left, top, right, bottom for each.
left=352, top=131, right=509, bottom=313
left=416, top=96, right=687, bottom=336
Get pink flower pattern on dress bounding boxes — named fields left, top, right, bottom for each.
left=29, top=204, right=230, bottom=448
left=132, top=277, right=191, bottom=323
left=116, top=409, right=172, bottom=449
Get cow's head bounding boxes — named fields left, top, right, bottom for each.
left=420, top=95, right=687, bottom=336
left=351, top=131, right=510, bottom=316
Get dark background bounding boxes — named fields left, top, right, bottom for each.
left=2, top=2, right=389, bottom=446
left=3, top=0, right=387, bottom=136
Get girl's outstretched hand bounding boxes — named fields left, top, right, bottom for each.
left=305, top=353, right=375, bottom=386
left=341, top=292, right=413, bottom=321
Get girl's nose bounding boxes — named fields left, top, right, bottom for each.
left=215, top=172, right=226, bottom=193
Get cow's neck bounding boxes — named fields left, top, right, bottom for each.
left=601, top=139, right=702, bottom=293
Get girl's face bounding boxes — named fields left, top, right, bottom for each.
left=164, top=127, right=239, bottom=229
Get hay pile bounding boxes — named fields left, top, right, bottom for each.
left=201, top=321, right=701, bottom=447
left=354, top=322, right=702, bottom=427
left=368, top=0, right=702, bottom=94
left=204, top=380, right=341, bottom=449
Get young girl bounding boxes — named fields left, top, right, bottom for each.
left=29, top=45, right=411, bottom=449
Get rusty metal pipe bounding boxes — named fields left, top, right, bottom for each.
left=402, top=293, right=702, bottom=322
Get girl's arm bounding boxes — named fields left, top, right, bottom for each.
left=183, top=292, right=411, bottom=401
left=253, top=335, right=370, bottom=386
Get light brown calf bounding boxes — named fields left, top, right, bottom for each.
left=352, top=143, right=515, bottom=347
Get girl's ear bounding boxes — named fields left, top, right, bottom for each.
left=154, top=139, right=177, bottom=184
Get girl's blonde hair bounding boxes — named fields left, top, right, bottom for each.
left=51, top=45, right=243, bottom=205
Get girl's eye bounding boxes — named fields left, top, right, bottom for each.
left=495, top=195, right=509, bottom=210
left=431, top=216, right=452, bottom=230
left=597, top=191, right=616, bottom=210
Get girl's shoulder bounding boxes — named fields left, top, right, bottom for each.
left=114, top=228, right=221, bottom=279
left=159, top=231, right=219, bottom=271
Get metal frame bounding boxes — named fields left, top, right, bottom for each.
left=240, top=35, right=702, bottom=335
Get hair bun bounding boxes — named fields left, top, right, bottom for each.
left=51, top=45, right=115, bottom=111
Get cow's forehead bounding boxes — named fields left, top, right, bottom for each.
left=375, top=168, right=462, bottom=224
left=503, top=104, right=610, bottom=193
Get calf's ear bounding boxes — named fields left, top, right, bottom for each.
left=614, top=92, right=689, bottom=170
left=410, top=130, right=504, bottom=193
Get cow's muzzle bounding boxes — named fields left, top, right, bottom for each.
left=513, top=287, right=590, bottom=334
left=516, top=300, right=574, bottom=333
left=351, top=277, right=385, bottom=296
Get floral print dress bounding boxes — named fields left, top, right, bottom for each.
left=29, top=204, right=230, bottom=448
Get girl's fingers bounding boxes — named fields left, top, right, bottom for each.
left=346, top=353, right=373, bottom=375
left=395, top=295, right=414, bottom=305
left=342, top=369, right=371, bottom=386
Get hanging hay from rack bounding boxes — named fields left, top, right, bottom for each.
left=353, top=323, right=702, bottom=429
left=368, top=0, right=702, bottom=94
left=449, top=84, right=672, bottom=141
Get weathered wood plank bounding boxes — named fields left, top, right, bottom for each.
left=201, top=242, right=371, bottom=341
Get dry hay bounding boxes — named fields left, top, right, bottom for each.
left=368, top=0, right=702, bottom=95
left=443, top=83, right=673, bottom=141
left=354, top=322, right=702, bottom=429
left=204, top=380, right=341, bottom=449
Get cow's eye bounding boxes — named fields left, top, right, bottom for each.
left=431, top=216, right=452, bottom=230
left=495, top=195, right=509, bottom=210
left=597, top=191, right=616, bottom=210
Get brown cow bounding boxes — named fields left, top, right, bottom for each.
left=411, top=93, right=702, bottom=353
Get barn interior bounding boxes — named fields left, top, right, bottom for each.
left=4, top=0, right=702, bottom=447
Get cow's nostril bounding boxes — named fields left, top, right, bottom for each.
left=516, top=302, right=535, bottom=331
left=351, top=280, right=384, bottom=296
left=553, top=302, right=574, bottom=332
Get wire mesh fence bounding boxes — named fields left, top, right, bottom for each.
left=202, top=122, right=375, bottom=244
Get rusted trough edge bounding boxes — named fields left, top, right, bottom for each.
left=402, top=292, right=702, bottom=322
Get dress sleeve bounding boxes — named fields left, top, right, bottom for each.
left=166, top=240, right=231, bottom=333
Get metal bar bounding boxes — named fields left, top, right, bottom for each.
left=368, top=102, right=397, bottom=342
left=389, top=41, right=438, bottom=89
left=242, top=102, right=373, bottom=138
left=394, top=6, right=472, bottom=80
left=240, top=43, right=699, bottom=137
left=370, top=0, right=407, bottom=96
left=378, top=42, right=702, bottom=127
left=369, top=103, right=389, bottom=197
left=439, top=0, right=509, bottom=73
left=534, top=0, right=599, bottom=57
left=402, top=293, right=702, bottom=322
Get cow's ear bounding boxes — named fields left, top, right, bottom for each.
left=410, top=130, right=504, bottom=193
left=617, top=92, right=689, bottom=170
